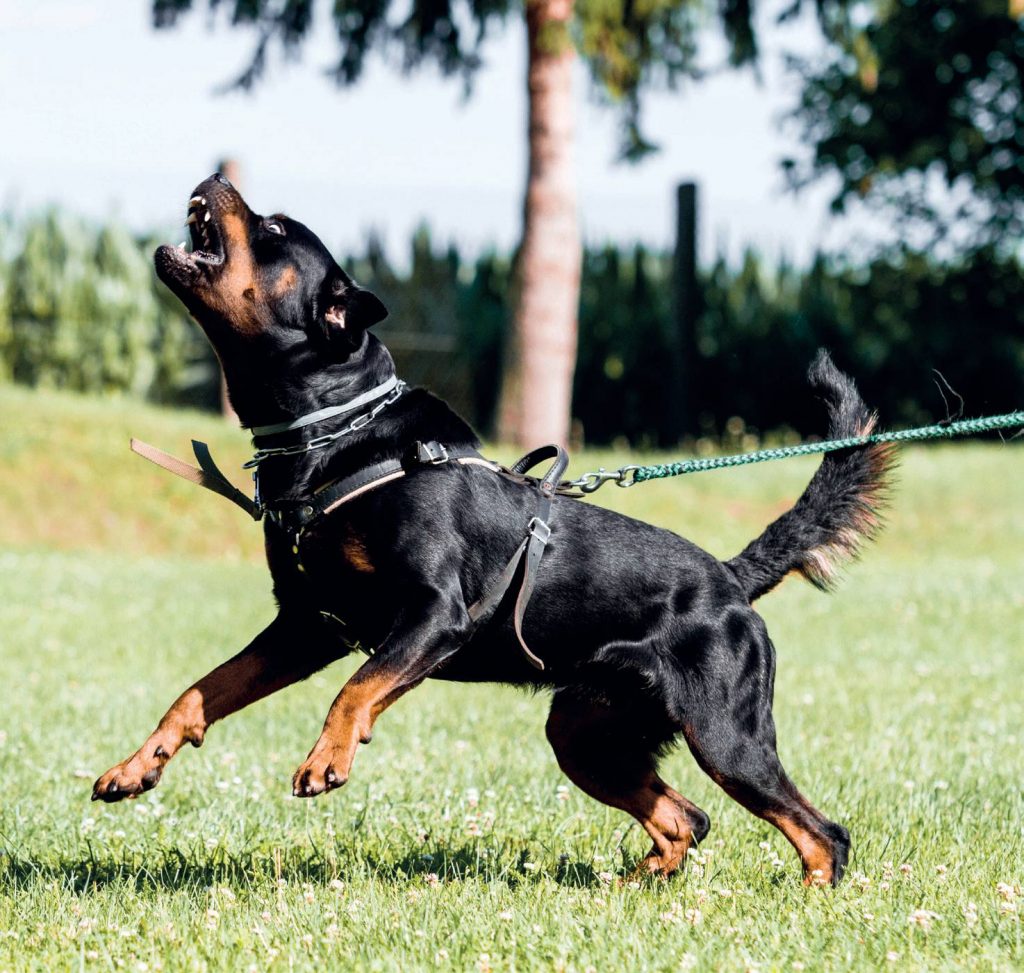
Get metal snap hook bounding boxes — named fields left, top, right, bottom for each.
left=578, top=468, right=620, bottom=493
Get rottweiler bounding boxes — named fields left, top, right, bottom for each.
left=93, top=173, right=892, bottom=887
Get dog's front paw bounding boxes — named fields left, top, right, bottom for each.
left=292, top=747, right=348, bottom=798
left=92, top=754, right=163, bottom=803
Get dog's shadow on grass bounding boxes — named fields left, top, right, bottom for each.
left=1, top=843, right=610, bottom=894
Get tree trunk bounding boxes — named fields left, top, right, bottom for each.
left=495, top=0, right=581, bottom=448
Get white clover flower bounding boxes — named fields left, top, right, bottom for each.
left=907, top=909, right=940, bottom=931
left=962, top=902, right=979, bottom=928
left=996, top=882, right=1018, bottom=901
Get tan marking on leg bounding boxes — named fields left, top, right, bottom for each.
left=629, top=783, right=703, bottom=876
left=293, top=669, right=410, bottom=796
left=547, top=703, right=706, bottom=878
left=94, top=638, right=318, bottom=802
left=765, top=810, right=835, bottom=886
left=681, top=720, right=844, bottom=887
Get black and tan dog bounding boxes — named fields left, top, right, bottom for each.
left=93, top=173, right=892, bottom=887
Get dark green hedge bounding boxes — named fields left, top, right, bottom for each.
left=355, top=235, right=1023, bottom=443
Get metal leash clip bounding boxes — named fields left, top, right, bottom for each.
left=570, top=465, right=641, bottom=494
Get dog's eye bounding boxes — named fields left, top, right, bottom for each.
left=265, top=220, right=286, bottom=236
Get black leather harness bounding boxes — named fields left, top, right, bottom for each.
left=130, top=435, right=573, bottom=670
left=262, top=440, right=500, bottom=534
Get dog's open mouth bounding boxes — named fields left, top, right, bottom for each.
left=183, top=193, right=225, bottom=268
left=154, top=185, right=234, bottom=296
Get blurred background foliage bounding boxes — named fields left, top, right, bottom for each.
left=785, top=0, right=1024, bottom=254
left=1, top=209, right=1021, bottom=444
left=0, top=210, right=214, bottom=407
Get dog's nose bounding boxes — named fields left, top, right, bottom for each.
left=212, top=172, right=232, bottom=187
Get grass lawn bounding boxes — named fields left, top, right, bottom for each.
left=1, top=384, right=1022, bottom=971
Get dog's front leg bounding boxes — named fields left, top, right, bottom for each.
left=93, top=611, right=336, bottom=802
left=292, top=596, right=468, bottom=797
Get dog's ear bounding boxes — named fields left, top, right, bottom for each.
left=321, top=274, right=388, bottom=338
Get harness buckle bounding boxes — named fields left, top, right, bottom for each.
left=527, top=516, right=551, bottom=545
left=415, top=441, right=450, bottom=465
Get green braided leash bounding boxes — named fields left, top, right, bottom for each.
left=570, top=411, right=1024, bottom=493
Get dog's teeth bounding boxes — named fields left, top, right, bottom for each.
left=178, top=241, right=186, bottom=250
left=185, top=212, right=197, bottom=225
left=189, top=195, right=205, bottom=206
left=203, top=211, right=211, bottom=222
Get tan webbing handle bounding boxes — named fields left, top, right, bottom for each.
left=130, top=438, right=260, bottom=519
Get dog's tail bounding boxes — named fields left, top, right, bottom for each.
left=726, top=350, right=895, bottom=602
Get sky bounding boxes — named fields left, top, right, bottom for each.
left=0, top=0, right=856, bottom=265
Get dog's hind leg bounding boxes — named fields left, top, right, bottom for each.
left=92, top=611, right=336, bottom=803
left=680, top=701, right=850, bottom=887
left=672, top=605, right=850, bottom=886
left=545, top=689, right=710, bottom=877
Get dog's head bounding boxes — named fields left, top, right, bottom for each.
left=154, top=174, right=388, bottom=366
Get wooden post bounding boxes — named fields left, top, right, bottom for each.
left=670, top=182, right=698, bottom=443
left=216, top=157, right=241, bottom=423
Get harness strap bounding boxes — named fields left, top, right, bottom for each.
left=266, top=443, right=495, bottom=533
left=326, top=457, right=501, bottom=514
left=467, top=443, right=568, bottom=671
left=130, top=438, right=260, bottom=520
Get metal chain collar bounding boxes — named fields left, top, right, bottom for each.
left=243, top=381, right=407, bottom=468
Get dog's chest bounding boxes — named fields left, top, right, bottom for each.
left=265, top=522, right=394, bottom=648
